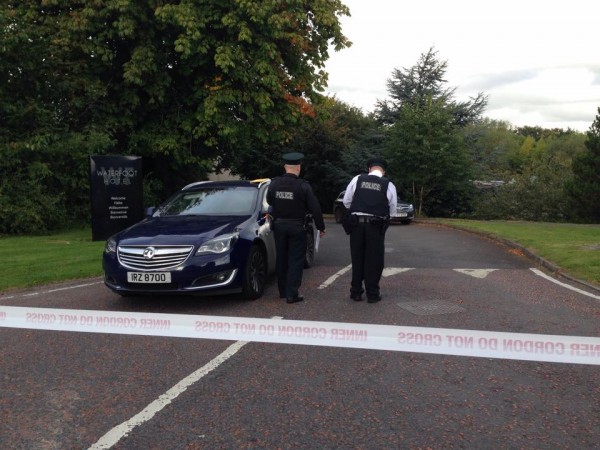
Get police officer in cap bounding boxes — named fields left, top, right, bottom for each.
left=342, top=157, right=397, bottom=303
left=267, top=152, right=326, bottom=303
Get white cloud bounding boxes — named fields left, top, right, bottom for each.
left=323, top=0, right=600, bottom=131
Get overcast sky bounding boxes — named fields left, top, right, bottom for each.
left=323, top=0, right=600, bottom=132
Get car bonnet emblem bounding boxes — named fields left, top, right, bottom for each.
left=143, top=247, right=156, bottom=260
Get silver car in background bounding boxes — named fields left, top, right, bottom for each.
left=333, top=191, right=414, bottom=225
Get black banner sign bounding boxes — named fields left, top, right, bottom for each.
left=90, top=155, right=143, bottom=241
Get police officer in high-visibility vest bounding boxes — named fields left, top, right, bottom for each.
left=267, top=152, right=326, bottom=303
left=343, top=157, right=397, bottom=303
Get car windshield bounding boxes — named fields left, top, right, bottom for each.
left=157, top=186, right=258, bottom=216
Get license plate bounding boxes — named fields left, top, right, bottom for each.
left=395, top=212, right=408, bottom=217
left=127, top=272, right=171, bottom=283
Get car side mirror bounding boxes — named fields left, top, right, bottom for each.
left=145, top=207, right=156, bottom=217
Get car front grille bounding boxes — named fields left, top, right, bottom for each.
left=118, top=245, right=194, bottom=270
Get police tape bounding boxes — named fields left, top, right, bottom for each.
left=1, top=305, right=599, bottom=365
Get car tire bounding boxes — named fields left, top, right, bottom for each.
left=242, top=245, right=267, bottom=300
left=334, top=207, right=344, bottom=224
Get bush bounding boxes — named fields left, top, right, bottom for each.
left=0, top=131, right=113, bottom=234
left=470, top=176, right=570, bottom=222
left=0, top=153, right=66, bottom=233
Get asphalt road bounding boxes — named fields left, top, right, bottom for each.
left=1, top=221, right=599, bottom=449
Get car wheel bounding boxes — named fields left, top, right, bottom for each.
left=242, top=245, right=267, bottom=300
left=304, top=228, right=315, bottom=268
left=334, top=207, right=344, bottom=224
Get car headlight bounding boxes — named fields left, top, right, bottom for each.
left=196, top=232, right=239, bottom=255
left=104, top=237, right=117, bottom=254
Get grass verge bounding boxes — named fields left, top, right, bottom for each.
left=1, top=228, right=105, bottom=292
left=433, top=219, right=600, bottom=286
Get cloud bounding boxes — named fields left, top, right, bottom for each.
left=462, top=69, right=540, bottom=92
left=322, top=0, right=600, bottom=131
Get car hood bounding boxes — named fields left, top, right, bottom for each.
left=114, top=215, right=253, bottom=246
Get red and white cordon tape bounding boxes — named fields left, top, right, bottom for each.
left=1, top=305, right=599, bottom=365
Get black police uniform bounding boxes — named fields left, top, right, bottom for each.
left=266, top=153, right=325, bottom=303
left=348, top=172, right=390, bottom=302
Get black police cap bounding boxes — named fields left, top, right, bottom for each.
left=282, top=152, right=305, bottom=164
left=367, top=157, right=387, bottom=170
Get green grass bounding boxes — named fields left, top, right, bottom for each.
left=1, top=228, right=105, bottom=291
left=1, top=222, right=599, bottom=292
left=434, top=219, right=600, bottom=286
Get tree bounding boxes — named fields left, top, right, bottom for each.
left=379, top=49, right=483, bottom=216
left=469, top=126, right=587, bottom=222
left=462, top=119, right=522, bottom=180
left=0, top=0, right=351, bottom=233
left=375, top=47, right=487, bottom=127
left=565, top=108, right=600, bottom=222
left=385, top=97, right=473, bottom=217
left=292, top=97, right=382, bottom=207
left=224, top=95, right=380, bottom=208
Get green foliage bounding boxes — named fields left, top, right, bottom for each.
left=385, top=97, right=474, bottom=217
left=462, top=119, right=522, bottom=179
left=375, top=47, right=487, bottom=127
left=0, top=153, right=66, bottom=234
left=471, top=174, right=571, bottom=222
left=289, top=97, right=381, bottom=206
left=565, top=108, right=600, bottom=223
left=377, top=49, right=484, bottom=216
left=0, top=130, right=115, bottom=233
left=0, top=0, right=350, bottom=233
left=225, top=96, right=380, bottom=209
left=463, top=119, right=589, bottom=222
left=374, top=48, right=592, bottom=222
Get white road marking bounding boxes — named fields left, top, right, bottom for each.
left=530, top=268, right=600, bottom=301
left=382, top=268, right=414, bottom=277
left=88, top=340, right=249, bottom=449
left=1, top=281, right=103, bottom=300
left=318, top=264, right=351, bottom=289
left=454, top=269, right=499, bottom=279
left=88, top=315, right=284, bottom=449
left=319, top=266, right=414, bottom=288
left=47, top=281, right=103, bottom=293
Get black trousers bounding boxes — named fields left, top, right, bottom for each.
left=349, top=221, right=385, bottom=298
left=273, top=221, right=306, bottom=298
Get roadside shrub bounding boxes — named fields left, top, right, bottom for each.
left=0, top=154, right=66, bottom=233
left=470, top=176, right=570, bottom=222
left=0, top=131, right=114, bottom=234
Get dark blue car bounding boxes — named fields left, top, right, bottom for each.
left=103, top=179, right=316, bottom=299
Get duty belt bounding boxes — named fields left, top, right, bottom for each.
left=353, top=214, right=385, bottom=223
